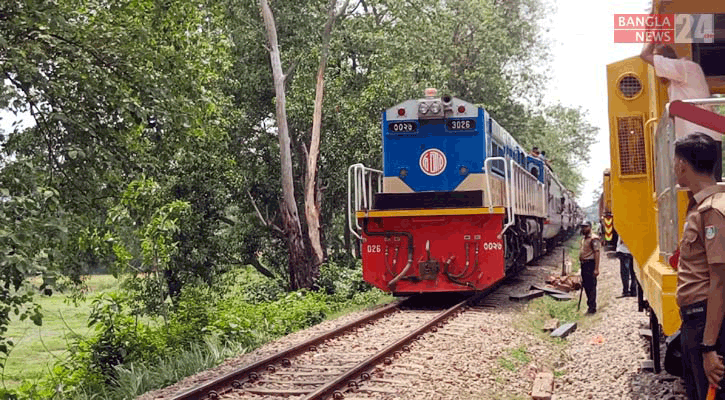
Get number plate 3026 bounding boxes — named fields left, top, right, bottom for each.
left=446, top=118, right=476, bottom=132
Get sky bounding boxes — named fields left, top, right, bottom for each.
left=0, top=0, right=651, bottom=208
left=542, top=0, right=650, bottom=206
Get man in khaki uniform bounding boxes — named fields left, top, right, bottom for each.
left=674, top=133, right=725, bottom=400
left=579, top=221, right=600, bottom=314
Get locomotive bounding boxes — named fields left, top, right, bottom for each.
left=348, top=88, right=583, bottom=294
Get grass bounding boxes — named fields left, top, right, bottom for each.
left=496, top=345, right=530, bottom=372
left=2, top=275, right=120, bottom=389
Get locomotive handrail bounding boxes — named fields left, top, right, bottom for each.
left=509, top=160, right=546, bottom=218
left=484, top=156, right=509, bottom=209
left=484, top=157, right=513, bottom=239
left=347, top=163, right=382, bottom=240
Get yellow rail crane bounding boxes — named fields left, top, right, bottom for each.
left=606, top=0, right=725, bottom=372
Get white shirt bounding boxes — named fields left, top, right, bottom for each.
left=653, top=55, right=721, bottom=142
left=616, top=237, right=631, bottom=255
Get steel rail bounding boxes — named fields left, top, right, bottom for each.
left=302, top=296, right=476, bottom=400
left=170, top=299, right=405, bottom=400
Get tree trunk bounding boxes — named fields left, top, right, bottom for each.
left=259, top=0, right=312, bottom=290
left=305, top=0, right=348, bottom=271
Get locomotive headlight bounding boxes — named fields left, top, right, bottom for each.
left=429, top=101, right=441, bottom=114
left=418, top=102, right=429, bottom=115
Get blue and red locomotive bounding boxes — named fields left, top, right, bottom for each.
left=348, top=89, right=583, bottom=294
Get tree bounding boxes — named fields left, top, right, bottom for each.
left=520, top=104, right=599, bottom=194
left=0, top=0, right=238, bottom=349
left=259, top=0, right=313, bottom=290
left=256, top=0, right=352, bottom=289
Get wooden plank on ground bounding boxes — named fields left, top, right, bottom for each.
left=509, top=290, right=545, bottom=301
left=531, top=372, right=554, bottom=400
left=639, top=329, right=653, bottom=338
left=546, top=292, right=573, bottom=301
left=550, top=322, right=577, bottom=338
left=530, top=284, right=570, bottom=296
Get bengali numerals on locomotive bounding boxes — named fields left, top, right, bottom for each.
left=388, top=121, right=418, bottom=134
left=446, top=118, right=476, bottom=131
left=482, top=242, right=503, bottom=251
left=366, top=244, right=382, bottom=253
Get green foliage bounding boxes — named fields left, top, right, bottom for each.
left=9, top=265, right=388, bottom=399
left=0, top=159, right=67, bottom=367
left=497, top=345, right=530, bottom=372
left=527, top=296, right=581, bottom=335
left=519, top=104, right=599, bottom=194
left=316, top=260, right=371, bottom=299
left=218, top=267, right=286, bottom=304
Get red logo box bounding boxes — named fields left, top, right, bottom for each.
left=614, top=14, right=675, bottom=43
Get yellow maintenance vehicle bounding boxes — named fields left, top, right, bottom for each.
left=606, top=0, right=725, bottom=372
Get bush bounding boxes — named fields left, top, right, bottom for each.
left=317, top=260, right=371, bottom=299
left=219, top=266, right=285, bottom=304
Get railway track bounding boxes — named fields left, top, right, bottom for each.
left=170, top=293, right=488, bottom=400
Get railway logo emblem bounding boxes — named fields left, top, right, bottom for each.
left=706, top=225, right=716, bottom=240
left=419, top=148, right=447, bottom=176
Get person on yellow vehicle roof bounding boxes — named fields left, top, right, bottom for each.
left=640, top=42, right=722, bottom=181
left=674, top=132, right=725, bottom=400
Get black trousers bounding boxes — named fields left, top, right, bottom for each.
left=581, top=260, right=597, bottom=311
left=680, top=301, right=725, bottom=400
left=618, top=253, right=636, bottom=295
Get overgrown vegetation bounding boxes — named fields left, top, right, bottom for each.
left=6, top=264, right=388, bottom=399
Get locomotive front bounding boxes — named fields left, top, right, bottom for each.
left=349, top=89, right=508, bottom=294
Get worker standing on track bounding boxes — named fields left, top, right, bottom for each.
left=673, top=132, right=725, bottom=400
left=579, top=221, right=600, bottom=314
left=616, top=237, right=636, bottom=297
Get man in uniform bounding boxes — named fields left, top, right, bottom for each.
left=579, top=221, right=600, bottom=314
left=674, top=132, right=725, bottom=399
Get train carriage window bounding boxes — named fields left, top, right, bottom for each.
left=490, top=141, right=505, bottom=174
